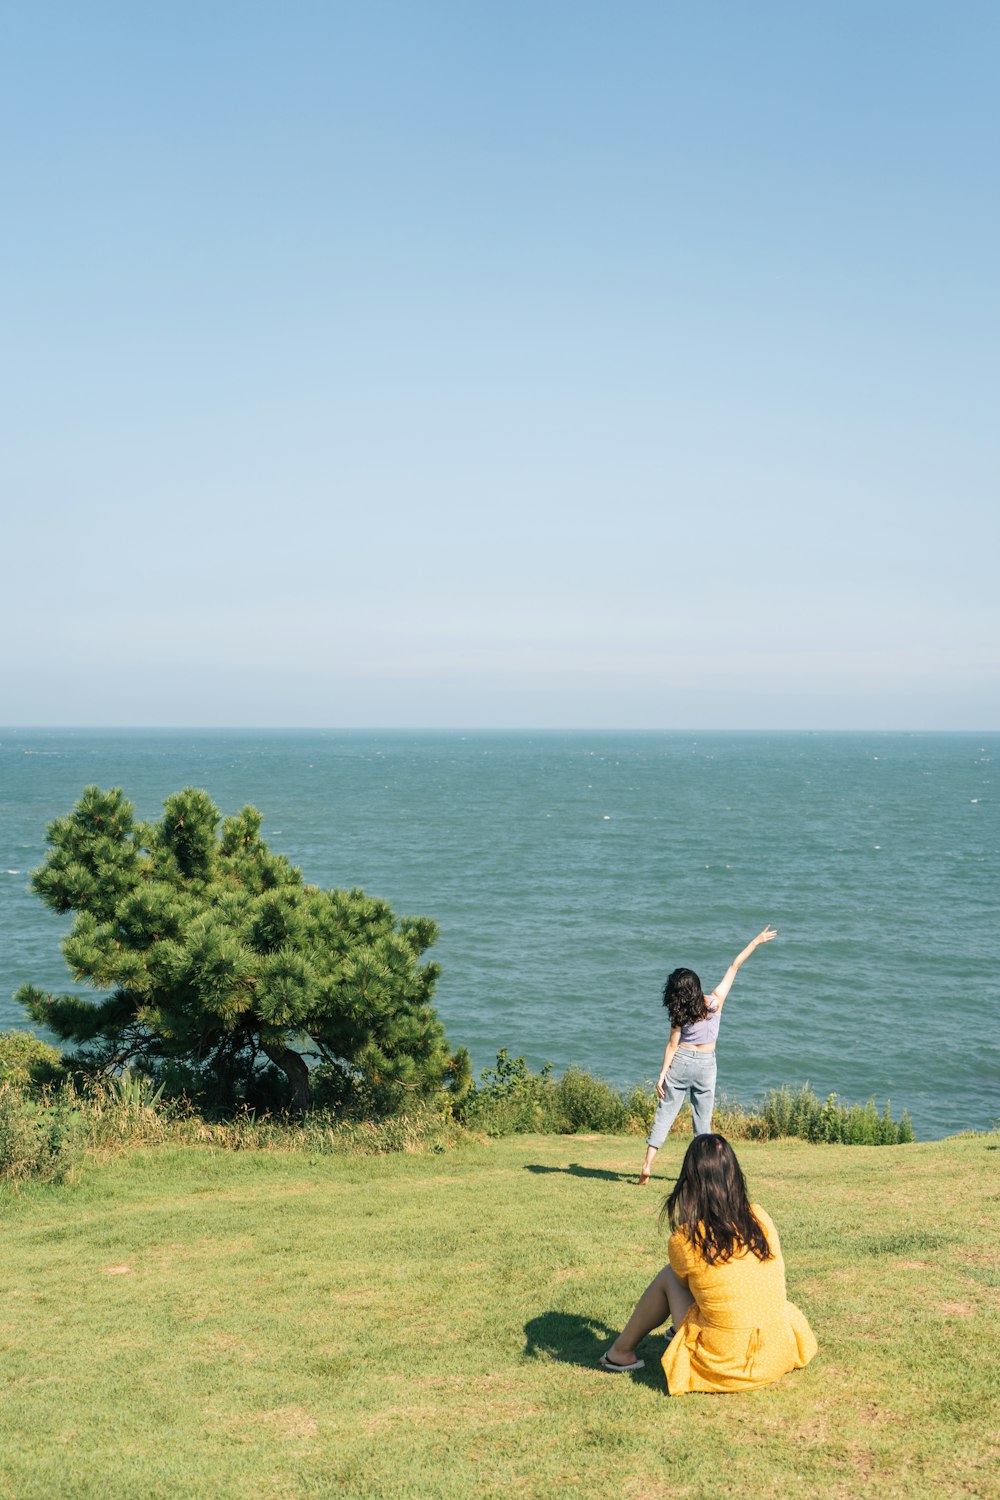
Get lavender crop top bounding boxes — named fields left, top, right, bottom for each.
left=678, top=993, right=722, bottom=1047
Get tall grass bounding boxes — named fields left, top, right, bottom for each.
left=0, top=1051, right=917, bottom=1185
left=760, top=1083, right=915, bottom=1144
left=0, top=1075, right=464, bottom=1184
left=0, top=1082, right=84, bottom=1185
left=455, top=1052, right=916, bottom=1145
left=457, top=1051, right=653, bottom=1137
left=80, top=1076, right=464, bottom=1158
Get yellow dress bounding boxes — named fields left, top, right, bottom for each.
left=661, top=1205, right=817, bottom=1395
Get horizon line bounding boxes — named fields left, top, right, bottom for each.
left=2, top=725, right=997, bottom=736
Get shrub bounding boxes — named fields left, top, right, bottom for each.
left=553, top=1068, right=636, bottom=1134
left=458, top=1052, right=650, bottom=1137
left=82, top=1071, right=173, bottom=1150
left=622, top=1084, right=657, bottom=1135
left=0, top=1030, right=66, bottom=1093
left=456, top=1059, right=916, bottom=1144
left=458, top=1051, right=554, bottom=1136
left=0, top=1083, right=83, bottom=1185
left=709, top=1094, right=771, bottom=1141
left=758, top=1084, right=915, bottom=1144
left=1, top=1042, right=919, bottom=1180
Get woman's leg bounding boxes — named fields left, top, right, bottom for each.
left=606, top=1266, right=696, bottom=1365
left=639, top=1073, right=687, bottom=1181
left=688, top=1055, right=717, bottom=1136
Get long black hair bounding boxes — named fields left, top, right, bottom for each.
left=661, top=1134, right=773, bottom=1265
left=662, top=967, right=709, bottom=1028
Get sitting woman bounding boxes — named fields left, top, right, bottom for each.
left=601, top=1133, right=817, bottom=1394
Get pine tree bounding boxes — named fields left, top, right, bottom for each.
left=17, top=786, right=450, bottom=1114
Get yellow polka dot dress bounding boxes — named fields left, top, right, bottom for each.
left=662, top=1205, right=817, bottom=1395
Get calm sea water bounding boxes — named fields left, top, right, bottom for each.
left=1, top=729, right=997, bottom=1140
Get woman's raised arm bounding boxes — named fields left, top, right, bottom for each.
left=712, top=925, right=777, bottom=1007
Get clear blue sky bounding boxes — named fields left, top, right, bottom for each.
left=3, top=1, right=997, bottom=728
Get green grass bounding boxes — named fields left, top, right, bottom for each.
left=2, top=1132, right=998, bottom=1500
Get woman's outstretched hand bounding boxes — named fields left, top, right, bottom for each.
left=717, top=925, right=778, bottom=1002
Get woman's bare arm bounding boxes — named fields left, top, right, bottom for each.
left=656, top=1025, right=682, bottom=1097
left=712, top=925, right=777, bottom=1007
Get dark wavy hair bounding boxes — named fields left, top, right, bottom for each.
left=662, top=967, right=709, bottom=1028
left=661, top=1134, right=773, bottom=1266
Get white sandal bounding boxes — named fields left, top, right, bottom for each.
left=599, top=1351, right=645, bottom=1373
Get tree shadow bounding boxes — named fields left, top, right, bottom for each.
left=524, top=1162, right=675, bottom=1186
left=523, top=1309, right=668, bottom=1392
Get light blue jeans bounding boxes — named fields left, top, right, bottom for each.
left=647, top=1046, right=717, bottom=1148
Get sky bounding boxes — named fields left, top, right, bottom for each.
left=2, top=0, right=998, bottom=729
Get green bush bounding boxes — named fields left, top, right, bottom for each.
left=0, top=1040, right=917, bottom=1179
left=455, top=1059, right=916, bottom=1145
left=757, top=1084, right=915, bottom=1144
left=458, top=1051, right=650, bottom=1137
left=0, top=1030, right=66, bottom=1093
left=458, top=1051, right=553, bottom=1136
left=553, top=1068, right=635, bottom=1133
left=621, top=1083, right=657, bottom=1134
left=0, top=1083, right=83, bottom=1185
left=710, top=1094, right=771, bottom=1141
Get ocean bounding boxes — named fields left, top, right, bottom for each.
left=1, top=728, right=996, bottom=1140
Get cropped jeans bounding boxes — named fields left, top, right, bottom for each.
left=646, top=1045, right=717, bottom=1148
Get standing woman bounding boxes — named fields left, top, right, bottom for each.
left=637, top=926, right=776, bottom=1185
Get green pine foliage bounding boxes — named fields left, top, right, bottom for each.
left=17, top=785, right=453, bottom=1115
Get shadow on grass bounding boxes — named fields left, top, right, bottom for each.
left=524, top=1162, right=675, bottom=1186
left=523, top=1310, right=668, bottom=1392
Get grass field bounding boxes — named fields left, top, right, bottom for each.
left=2, top=1130, right=998, bottom=1500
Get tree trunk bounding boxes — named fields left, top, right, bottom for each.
left=260, top=1041, right=312, bottom=1115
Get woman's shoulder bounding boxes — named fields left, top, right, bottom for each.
left=749, top=1203, right=780, bottom=1243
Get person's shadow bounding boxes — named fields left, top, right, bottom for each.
left=524, top=1163, right=675, bottom=1186
left=523, top=1310, right=668, bottom=1391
